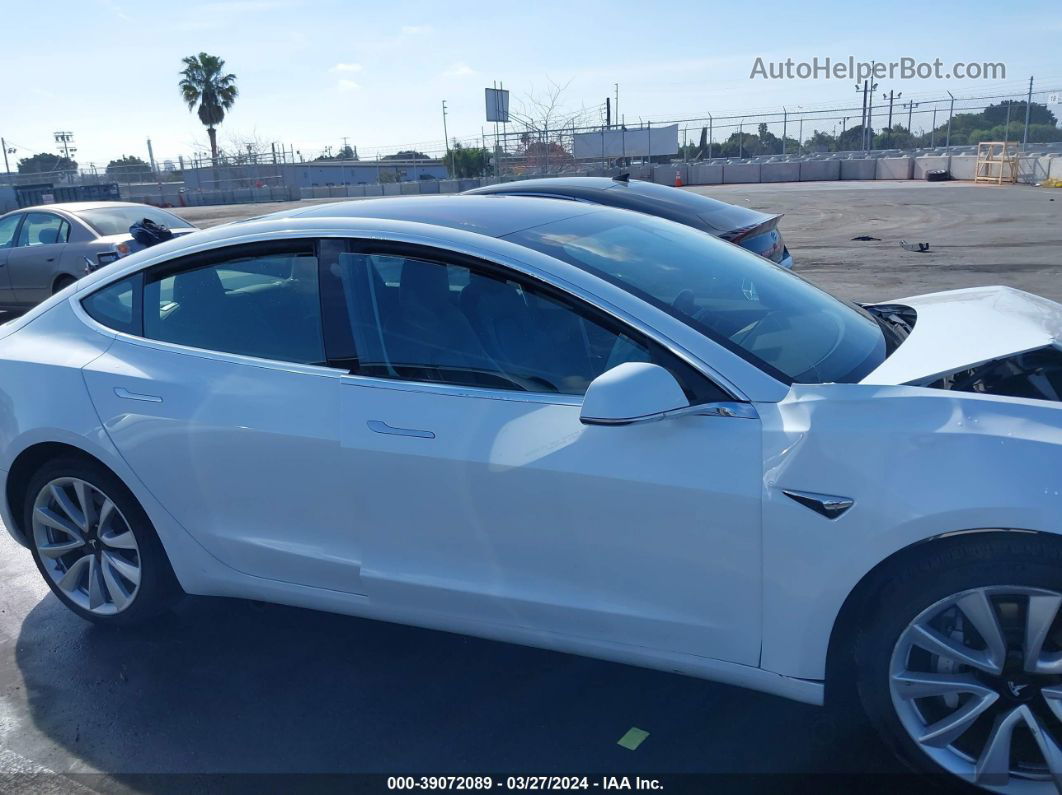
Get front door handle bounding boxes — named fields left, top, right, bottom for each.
left=114, top=387, right=163, bottom=403
left=367, top=420, right=435, bottom=439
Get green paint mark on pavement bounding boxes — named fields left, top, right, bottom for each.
left=617, top=727, right=649, bottom=750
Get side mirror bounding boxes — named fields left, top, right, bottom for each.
left=580, top=362, right=690, bottom=426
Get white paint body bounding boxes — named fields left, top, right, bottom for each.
left=0, top=211, right=1059, bottom=709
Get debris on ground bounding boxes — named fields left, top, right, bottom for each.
left=900, top=240, right=931, bottom=252
left=851, top=235, right=881, bottom=241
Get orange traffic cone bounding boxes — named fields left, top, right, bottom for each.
left=674, top=171, right=684, bottom=187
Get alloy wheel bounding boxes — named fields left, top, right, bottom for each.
left=891, top=586, right=1062, bottom=792
left=31, top=477, right=141, bottom=615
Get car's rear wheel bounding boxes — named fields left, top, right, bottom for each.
left=25, top=456, right=180, bottom=625
left=856, top=536, right=1062, bottom=792
left=52, top=275, right=76, bottom=295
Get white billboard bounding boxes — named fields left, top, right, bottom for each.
left=573, top=124, right=679, bottom=159
left=485, top=88, right=510, bottom=122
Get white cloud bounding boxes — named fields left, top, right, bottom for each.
left=330, top=63, right=363, bottom=73
left=401, top=25, right=431, bottom=35
left=442, top=62, right=476, bottom=78
left=336, top=79, right=361, bottom=92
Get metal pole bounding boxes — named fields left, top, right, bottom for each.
left=1004, top=100, right=1012, bottom=147
left=867, top=90, right=876, bottom=151
left=614, top=83, right=619, bottom=128
left=738, top=119, right=744, bottom=159
left=798, top=116, right=803, bottom=155
left=782, top=107, right=787, bottom=155
left=931, top=106, right=937, bottom=147
left=1, top=138, right=9, bottom=176
left=441, top=100, right=451, bottom=178
left=707, top=113, right=712, bottom=159
left=1023, top=75, right=1034, bottom=149
left=946, top=91, right=955, bottom=149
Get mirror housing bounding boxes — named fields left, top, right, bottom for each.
left=580, top=362, right=690, bottom=426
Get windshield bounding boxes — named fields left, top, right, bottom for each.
left=77, top=206, right=190, bottom=236
left=505, top=211, right=886, bottom=384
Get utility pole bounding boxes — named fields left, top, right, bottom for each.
left=855, top=81, right=869, bottom=152
left=782, top=107, right=788, bottom=154
left=707, top=112, right=712, bottom=159
left=798, top=115, right=804, bottom=155
left=904, top=100, right=918, bottom=138
left=946, top=91, right=955, bottom=148
left=605, top=97, right=611, bottom=128
left=931, top=106, right=938, bottom=147
left=883, top=90, right=901, bottom=147
left=1, top=138, right=10, bottom=176
left=866, top=85, right=879, bottom=150
left=1023, top=75, right=1034, bottom=149
left=614, top=83, right=619, bottom=128
left=441, top=100, right=451, bottom=177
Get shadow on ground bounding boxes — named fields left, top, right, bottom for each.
left=12, top=590, right=906, bottom=787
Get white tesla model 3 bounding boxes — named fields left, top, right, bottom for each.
left=0, top=196, right=1060, bottom=789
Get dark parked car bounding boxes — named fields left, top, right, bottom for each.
left=465, top=176, right=793, bottom=269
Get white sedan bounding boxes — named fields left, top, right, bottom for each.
left=1, top=196, right=1060, bottom=791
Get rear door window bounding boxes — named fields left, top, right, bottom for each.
left=15, top=213, right=66, bottom=247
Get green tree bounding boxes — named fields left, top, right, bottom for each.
left=179, top=52, right=239, bottom=160
left=445, top=142, right=489, bottom=177
left=983, top=101, right=1056, bottom=128
left=838, top=124, right=871, bottom=152
left=803, top=130, right=836, bottom=153
left=106, top=155, right=153, bottom=182
left=18, top=152, right=76, bottom=175
left=382, top=149, right=429, bottom=160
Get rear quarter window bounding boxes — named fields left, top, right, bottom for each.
left=81, top=275, right=142, bottom=335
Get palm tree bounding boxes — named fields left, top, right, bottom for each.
left=179, top=52, right=238, bottom=160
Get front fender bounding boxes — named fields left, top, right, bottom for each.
left=758, top=383, right=1062, bottom=680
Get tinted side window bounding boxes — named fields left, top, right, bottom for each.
left=330, top=251, right=722, bottom=400
left=82, top=275, right=140, bottom=335
left=0, top=214, right=21, bottom=249
left=16, top=213, right=65, bottom=247
left=144, top=252, right=326, bottom=364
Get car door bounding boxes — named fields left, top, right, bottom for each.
left=327, top=242, right=764, bottom=665
left=7, top=211, right=70, bottom=305
left=81, top=240, right=360, bottom=593
left=0, top=213, right=21, bottom=304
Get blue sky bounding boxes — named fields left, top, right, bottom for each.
left=3, top=0, right=1061, bottom=167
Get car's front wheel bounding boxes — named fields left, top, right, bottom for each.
left=25, top=456, right=180, bottom=625
left=857, top=535, right=1062, bottom=792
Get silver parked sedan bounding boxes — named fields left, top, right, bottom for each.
left=0, top=202, right=197, bottom=310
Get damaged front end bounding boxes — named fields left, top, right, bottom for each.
left=918, top=347, right=1062, bottom=402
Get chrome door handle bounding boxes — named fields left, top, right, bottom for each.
left=367, top=420, right=435, bottom=439
left=114, top=387, right=163, bottom=403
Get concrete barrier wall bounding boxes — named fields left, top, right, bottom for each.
left=912, top=156, right=950, bottom=180
left=761, top=162, right=800, bottom=183
left=841, top=160, right=876, bottom=180
left=1050, top=157, right=1062, bottom=180
left=723, top=163, right=761, bottom=184
left=689, top=163, right=722, bottom=184
left=876, top=157, right=914, bottom=180
left=363, top=184, right=383, bottom=196
left=948, top=156, right=977, bottom=180
left=653, top=164, right=688, bottom=185
left=799, top=160, right=840, bottom=181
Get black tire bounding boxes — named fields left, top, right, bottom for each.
left=24, top=455, right=182, bottom=626
left=52, top=275, right=77, bottom=295
left=854, top=534, right=1062, bottom=789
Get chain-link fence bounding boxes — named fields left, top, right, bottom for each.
left=2, top=84, right=1060, bottom=209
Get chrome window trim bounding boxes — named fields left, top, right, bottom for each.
left=71, top=226, right=756, bottom=402
left=340, top=372, right=584, bottom=407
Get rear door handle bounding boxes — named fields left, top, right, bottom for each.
left=114, top=387, right=163, bottom=403
left=367, top=420, right=434, bottom=439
